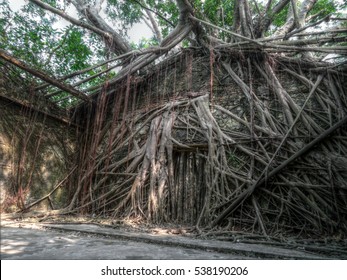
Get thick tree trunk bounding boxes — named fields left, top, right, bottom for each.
left=84, top=6, right=131, bottom=54
left=275, top=0, right=318, bottom=36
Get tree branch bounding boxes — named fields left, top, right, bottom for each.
left=79, top=0, right=196, bottom=96
left=145, top=9, right=163, bottom=42
left=190, top=16, right=263, bottom=46
left=298, top=0, right=318, bottom=27
left=130, top=0, right=175, bottom=27
left=84, top=5, right=131, bottom=54
left=290, top=0, right=300, bottom=27
left=213, top=114, right=347, bottom=226
left=29, top=0, right=131, bottom=55
left=0, top=49, right=91, bottom=102
left=255, top=0, right=290, bottom=37
left=23, top=166, right=77, bottom=211
left=28, top=0, right=112, bottom=40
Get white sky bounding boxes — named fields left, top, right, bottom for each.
left=8, top=0, right=153, bottom=43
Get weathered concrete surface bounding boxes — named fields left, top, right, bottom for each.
left=41, top=223, right=329, bottom=259
left=0, top=223, right=244, bottom=260
left=0, top=222, right=333, bottom=260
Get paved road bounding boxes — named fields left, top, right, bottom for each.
left=2, top=222, right=337, bottom=260
left=1, top=225, right=238, bottom=260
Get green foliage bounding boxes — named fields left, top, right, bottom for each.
left=1, top=1, right=56, bottom=73
left=0, top=2, right=103, bottom=72
left=1, top=0, right=345, bottom=108
left=145, top=0, right=180, bottom=38
left=271, top=2, right=290, bottom=28
left=53, top=28, right=92, bottom=73
left=308, top=0, right=338, bottom=21
left=0, top=0, right=106, bottom=107
left=131, top=36, right=159, bottom=49
left=201, top=0, right=234, bottom=27
left=270, top=0, right=340, bottom=28
left=107, top=0, right=142, bottom=24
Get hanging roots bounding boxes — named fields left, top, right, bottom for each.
left=18, top=52, right=347, bottom=238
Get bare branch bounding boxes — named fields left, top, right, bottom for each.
left=83, top=5, right=131, bottom=54
left=274, top=2, right=295, bottom=36
left=145, top=9, right=163, bottom=42
left=129, top=0, right=175, bottom=27
left=255, top=0, right=290, bottom=37
left=35, top=51, right=139, bottom=91
left=290, top=0, right=300, bottom=27
left=298, top=0, right=318, bottom=27
left=0, top=49, right=91, bottom=102
left=190, top=16, right=263, bottom=46
left=29, top=0, right=131, bottom=55
left=284, top=14, right=331, bottom=39
left=95, top=0, right=105, bottom=13
left=28, top=0, right=112, bottom=40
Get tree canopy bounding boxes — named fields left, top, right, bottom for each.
left=1, top=0, right=346, bottom=106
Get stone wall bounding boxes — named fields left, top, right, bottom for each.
left=0, top=97, right=76, bottom=212
left=68, top=50, right=347, bottom=235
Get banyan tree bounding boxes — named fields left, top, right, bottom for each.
left=1, top=0, right=347, bottom=238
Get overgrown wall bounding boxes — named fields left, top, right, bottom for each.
left=2, top=50, right=346, bottom=238
left=0, top=95, right=76, bottom=212
left=71, top=50, right=347, bottom=237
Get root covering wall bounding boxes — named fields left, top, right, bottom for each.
left=1, top=50, right=346, bottom=238
left=0, top=95, right=76, bottom=212
left=70, top=51, right=347, bottom=237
